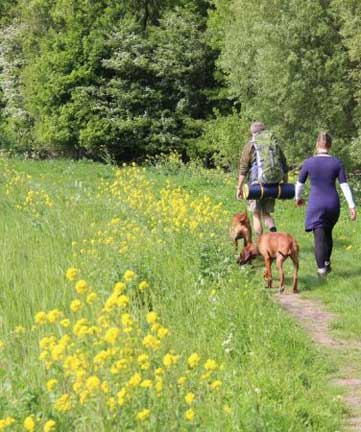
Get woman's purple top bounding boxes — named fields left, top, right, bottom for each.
left=298, top=155, right=347, bottom=231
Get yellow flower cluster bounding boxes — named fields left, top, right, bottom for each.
left=0, top=163, right=54, bottom=218
left=103, top=166, right=228, bottom=235
left=0, top=163, right=230, bottom=429
left=30, top=269, right=226, bottom=427
left=72, top=164, right=228, bottom=264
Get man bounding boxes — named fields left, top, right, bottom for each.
left=236, top=122, right=288, bottom=237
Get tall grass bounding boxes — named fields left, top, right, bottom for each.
left=0, top=157, right=344, bottom=431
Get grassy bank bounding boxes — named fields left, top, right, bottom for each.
left=0, top=157, right=347, bottom=431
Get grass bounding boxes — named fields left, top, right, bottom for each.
left=0, top=155, right=353, bottom=431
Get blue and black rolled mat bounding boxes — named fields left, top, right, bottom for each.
left=243, top=183, right=295, bottom=200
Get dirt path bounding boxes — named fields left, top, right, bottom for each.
left=277, top=293, right=361, bottom=431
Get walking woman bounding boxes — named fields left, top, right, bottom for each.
left=295, top=132, right=356, bottom=277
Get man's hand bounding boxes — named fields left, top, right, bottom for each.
left=237, top=174, right=246, bottom=200
left=350, top=207, right=357, bottom=221
left=236, top=186, right=243, bottom=200
left=295, top=199, right=305, bottom=207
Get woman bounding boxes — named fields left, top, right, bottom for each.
left=295, top=132, right=356, bottom=277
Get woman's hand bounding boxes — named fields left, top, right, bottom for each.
left=350, top=207, right=357, bottom=221
left=295, top=199, right=305, bottom=207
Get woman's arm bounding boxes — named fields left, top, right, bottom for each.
left=338, top=161, right=357, bottom=220
left=340, top=183, right=355, bottom=209
left=295, top=162, right=308, bottom=205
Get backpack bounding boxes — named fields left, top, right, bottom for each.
left=251, top=130, right=284, bottom=184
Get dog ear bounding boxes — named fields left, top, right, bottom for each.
left=239, top=248, right=251, bottom=264
left=239, top=211, right=248, bottom=222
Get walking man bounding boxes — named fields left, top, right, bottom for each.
left=236, top=122, right=288, bottom=237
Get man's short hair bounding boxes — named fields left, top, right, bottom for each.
left=250, top=122, right=265, bottom=134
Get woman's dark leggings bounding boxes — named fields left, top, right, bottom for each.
left=313, top=227, right=333, bottom=268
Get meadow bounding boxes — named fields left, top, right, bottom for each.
left=0, top=154, right=359, bottom=431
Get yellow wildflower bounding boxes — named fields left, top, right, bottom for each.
left=110, top=359, right=128, bottom=374
left=93, top=350, right=110, bottom=365
left=104, top=327, right=120, bottom=345
left=128, top=372, right=142, bottom=387
left=14, top=325, right=26, bottom=334
left=185, top=392, right=195, bottom=405
left=151, top=323, right=160, bottom=332
left=44, top=419, right=56, bottom=431
left=75, top=280, right=88, bottom=295
left=157, top=326, right=169, bottom=338
left=137, top=353, right=150, bottom=370
left=146, top=311, right=158, bottom=324
left=60, top=319, right=71, bottom=328
left=70, top=299, right=82, bottom=312
left=120, top=313, right=133, bottom=327
left=140, top=379, right=153, bottom=388
left=46, top=379, right=58, bottom=392
left=66, top=267, right=78, bottom=281
left=35, top=311, right=47, bottom=325
left=107, top=397, right=116, bottom=410
left=138, top=280, right=149, bottom=291
left=204, top=359, right=218, bottom=371
left=155, top=377, right=163, bottom=395
left=113, top=282, right=126, bottom=294
left=223, top=404, right=232, bottom=415
left=79, top=390, right=89, bottom=405
left=54, top=394, right=71, bottom=412
left=0, top=340, right=4, bottom=350
left=185, top=408, right=195, bottom=421
left=200, top=371, right=212, bottom=381
left=210, top=379, right=222, bottom=390
left=177, top=376, right=186, bottom=386
left=101, top=381, right=110, bottom=393
left=188, top=352, right=201, bottom=368
left=163, top=352, right=178, bottom=368
left=136, top=408, right=150, bottom=422
left=23, top=415, right=35, bottom=432
left=117, top=295, right=129, bottom=308
left=143, top=334, right=160, bottom=350
left=47, top=309, right=63, bottom=323
left=117, top=387, right=127, bottom=406
left=73, top=318, right=89, bottom=337
left=123, top=270, right=136, bottom=282
left=86, top=292, right=97, bottom=304
left=86, top=375, right=101, bottom=392
left=0, top=417, right=15, bottom=429
left=72, top=381, right=82, bottom=394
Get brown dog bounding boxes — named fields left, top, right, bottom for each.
left=233, top=213, right=299, bottom=293
left=229, top=212, right=252, bottom=252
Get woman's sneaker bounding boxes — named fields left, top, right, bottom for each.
left=325, top=262, right=332, bottom=274
left=317, top=268, right=327, bottom=279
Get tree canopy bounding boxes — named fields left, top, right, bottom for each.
left=1, top=0, right=361, bottom=167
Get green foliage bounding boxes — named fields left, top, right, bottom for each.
left=208, top=0, right=355, bottom=165
left=195, top=109, right=248, bottom=168
left=0, top=1, right=218, bottom=159
left=3, top=0, right=361, bottom=167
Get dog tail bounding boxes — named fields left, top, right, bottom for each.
left=278, top=251, right=290, bottom=258
left=278, top=238, right=299, bottom=258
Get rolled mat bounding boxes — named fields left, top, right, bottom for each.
left=243, top=183, right=295, bottom=200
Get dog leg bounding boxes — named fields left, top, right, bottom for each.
left=264, top=257, right=272, bottom=288
left=233, top=239, right=238, bottom=253
left=276, top=255, right=285, bottom=293
left=291, top=253, right=299, bottom=293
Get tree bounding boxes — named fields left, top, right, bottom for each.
left=208, top=0, right=355, bottom=164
